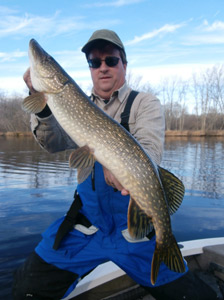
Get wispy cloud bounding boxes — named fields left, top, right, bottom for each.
left=0, top=5, right=18, bottom=15
left=0, top=50, right=26, bottom=62
left=125, top=23, right=184, bottom=45
left=184, top=19, right=224, bottom=45
left=0, top=6, right=120, bottom=38
left=185, top=35, right=224, bottom=45
left=84, top=0, right=145, bottom=8
left=202, top=19, right=224, bottom=32
left=0, top=10, right=86, bottom=37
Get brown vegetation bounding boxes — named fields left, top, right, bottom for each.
left=0, top=92, right=30, bottom=133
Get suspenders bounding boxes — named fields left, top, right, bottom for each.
left=53, top=90, right=139, bottom=250
left=120, top=90, right=139, bottom=132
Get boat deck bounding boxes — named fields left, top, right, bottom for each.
left=64, top=238, right=224, bottom=300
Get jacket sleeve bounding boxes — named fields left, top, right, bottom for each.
left=129, top=92, right=165, bottom=165
left=30, top=113, right=78, bottom=153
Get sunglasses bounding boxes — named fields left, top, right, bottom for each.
left=88, top=56, right=120, bottom=69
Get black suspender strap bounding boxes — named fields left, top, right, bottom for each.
left=120, top=90, right=139, bottom=132
left=53, top=190, right=83, bottom=250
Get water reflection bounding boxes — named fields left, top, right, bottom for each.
left=0, top=137, right=76, bottom=190
left=0, top=136, right=224, bottom=299
left=162, top=136, right=224, bottom=243
left=0, top=137, right=78, bottom=299
left=162, top=137, right=224, bottom=199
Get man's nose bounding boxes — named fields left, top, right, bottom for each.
left=99, top=61, right=109, bottom=71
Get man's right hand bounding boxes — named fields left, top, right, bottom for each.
left=23, top=68, right=36, bottom=94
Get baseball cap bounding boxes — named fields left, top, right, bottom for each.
left=81, top=29, right=126, bottom=55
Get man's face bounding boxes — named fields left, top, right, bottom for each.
left=88, top=45, right=127, bottom=100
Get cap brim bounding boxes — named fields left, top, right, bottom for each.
left=81, top=38, right=124, bottom=54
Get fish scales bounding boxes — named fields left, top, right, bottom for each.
left=22, top=39, right=186, bottom=285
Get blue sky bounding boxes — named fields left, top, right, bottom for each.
left=0, top=0, right=224, bottom=97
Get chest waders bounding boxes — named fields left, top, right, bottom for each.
left=53, top=90, right=139, bottom=251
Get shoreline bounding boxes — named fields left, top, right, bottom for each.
left=165, top=130, right=224, bottom=137
left=0, top=130, right=224, bottom=138
left=0, top=131, right=33, bottom=137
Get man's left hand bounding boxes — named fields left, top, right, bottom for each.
left=103, top=167, right=129, bottom=196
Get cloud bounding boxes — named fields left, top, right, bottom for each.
left=0, top=7, right=120, bottom=38
left=183, top=19, right=224, bottom=45
left=0, top=76, right=27, bottom=96
left=0, top=50, right=26, bottom=62
left=202, top=19, right=224, bottom=32
left=1, top=62, right=215, bottom=99
left=185, top=35, right=224, bottom=45
left=0, top=5, right=18, bottom=15
left=125, top=23, right=184, bottom=45
left=0, top=10, right=85, bottom=37
left=84, top=0, right=144, bottom=8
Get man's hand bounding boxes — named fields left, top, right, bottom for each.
left=103, top=167, right=129, bottom=196
left=23, top=68, right=36, bottom=94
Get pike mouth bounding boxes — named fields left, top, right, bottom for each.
left=29, top=39, right=50, bottom=65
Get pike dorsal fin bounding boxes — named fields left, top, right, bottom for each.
left=22, top=92, right=46, bottom=114
left=158, top=166, right=185, bottom=215
left=128, top=197, right=153, bottom=239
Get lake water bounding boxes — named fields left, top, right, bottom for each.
left=1, top=136, right=224, bottom=299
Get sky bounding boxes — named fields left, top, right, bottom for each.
left=0, top=0, right=224, bottom=101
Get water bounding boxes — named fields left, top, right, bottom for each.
left=1, top=136, right=224, bottom=298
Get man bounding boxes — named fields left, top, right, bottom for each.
left=13, top=29, right=216, bottom=300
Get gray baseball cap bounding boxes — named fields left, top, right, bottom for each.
left=81, top=29, right=126, bottom=55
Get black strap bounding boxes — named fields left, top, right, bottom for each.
left=36, top=104, right=52, bottom=118
left=53, top=190, right=83, bottom=250
left=91, top=164, right=96, bottom=191
left=120, top=90, right=139, bottom=132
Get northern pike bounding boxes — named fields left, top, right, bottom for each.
left=22, top=39, right=186, bottom=285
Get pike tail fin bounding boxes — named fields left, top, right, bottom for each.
left=151, top=235, right=186, bottom=285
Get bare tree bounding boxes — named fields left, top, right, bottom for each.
left=192, top=68, right=214, bottom=130
left=126, top=71, right=158, bottom=95
left=158, top=77, right=181, bottom=130
left=0, top=92, right=30, bottom=132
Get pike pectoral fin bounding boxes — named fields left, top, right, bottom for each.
left=69, top=146, right=95, bottom=169
left=69, top=146, right=96, bottom=184
left=158, top=166, right=185, bottom=215
left=22, top=92, right=46, bottom=114
left=128, top=198, right=153, bottom=239
left=151, top=235, right=186, bottom=285
left=77, top=166, right=93, bottom=184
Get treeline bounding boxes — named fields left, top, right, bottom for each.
left=128, top=64, right=224, bottom=131
left=0, top=64, right=224, bottom=133
left=0, top=93, right=30, bottom=132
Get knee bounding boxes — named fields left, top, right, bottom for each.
left=12, top=252, right=45, bottom=300
left=12, top=262, right=33, bottom=299
left=12, top=253, right=39, bottom=300
left=12, top=251, right=79, bottom=300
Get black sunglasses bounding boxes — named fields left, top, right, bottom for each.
left=88, top=56, right=120, bottom=69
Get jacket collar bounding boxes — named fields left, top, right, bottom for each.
left=91, top=82, right=131, bottom=104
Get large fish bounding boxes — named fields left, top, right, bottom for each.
left=22, top=39, right=186, bottom=285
